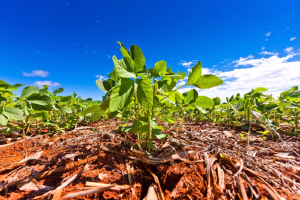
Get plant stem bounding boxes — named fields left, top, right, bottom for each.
left=147, top=110, right=152, bottom=152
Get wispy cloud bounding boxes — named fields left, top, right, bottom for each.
left=96, top=75, right=107, bottom=80
left=23, top=70, right=49, bottom=77
left=284, top=47, right=293, bottom=53
left=34, top=81, right=60, bottom=88
left=232, top=55, right=254, bottom=66
left=290, top=37, right=297, bottom=41
left=202, top=68, right=214, bottom=75
left=178, top=48, right=300, bottom=102
left=260, top=47, right=277, bottom=55
left=260, top=51, right=277, bottom=55
left=265, top=31, right=272, bottom=37
left=178, top=60, right=197, bottom=68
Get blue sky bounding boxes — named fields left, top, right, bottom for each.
left=1, top=0, right=300, bottom=101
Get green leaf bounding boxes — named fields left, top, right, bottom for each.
left=168, top=91, right=184, bottom=104
left=0, top=115, right=8, bottom=125
left=130, top=125, right=148, bottom=134
left=286, top=90, right=300, bottom=98
left=280, top=86, right=298, bottom=98
left=39, top=87, right=49, bottom=95
left=187, top=61, right=202, bottom=85
left=124, top=57, right=136, bottom=73
left=192, top=75, right=223, bottom=89
left=79, top=98, right=93, bottom=104
left=109, top=78, right=134, bottom=112
left=100, top=97, right=110, bottom=110
left=161, top=76, right=177, bottom=91
left=193, top=96, right=214, bottom=108
left=60, top=96, right=72, bottom=102
left=82, top=105, right=101, bottom=115
left=112, top=56, right=136, bottom=78
left=13, top=84, right=25, bottom=88
left=27, top=94, right=51, bottom=105
left=0, top=95, right=7, bottom=102
left=153, top=129, right=168, bottom=139
left=31, top=104, right=52, bottom=111
left=108, top=69, right=119, bottom=82
left=254, top=87, right=268, bottom=93
left=166, top=67, right=175, bottom=75
left=107, top=111, right=119, bottom=119
left=152, top=60, right=167, bottom=77
left=136, top=78, right=153, bottom=109
left=53, top=88, right=64, bottom=95
left=130, top=45, right=146, bottom=73
left=0, top=80, right=18, bottom=92
left=21, top=86, right=39, bottom=98
left=157, top=80, right=169, bottom=93
left=265, top=103, right=278, bottom=111
left=3, top=107, right=25, bottom=121
left=91, top=110, right=105, bottom=121
left=162, top=116, right=175, bottom=123
left=117, top=41, right=131, bottom=58
left=176, top=71, right=186, bottom=79
left=213, top=97, right=221, bottom=105
left=62, top=107, right=72, bottom=113
left=119, top=123, right=136, bottom=133
left=96, top=79, right=112, bottom=93
left=184, top=89, right=198, bottom=104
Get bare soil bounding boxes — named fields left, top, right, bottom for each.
left=0, top=120, right=300, bottom=199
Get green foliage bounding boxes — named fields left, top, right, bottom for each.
left=109, top=78, right=134, bottom=112
left=95, top=42, right=223, bottom=152
left=0, top=79, right=104, bottom=134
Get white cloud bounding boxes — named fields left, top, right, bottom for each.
left=202, top=68, right=213, bottom=74
left=265, top=31, right=272, bottom=37
left=284, top=47, right=293, bottom=53
left=96, top=75, right=107, bottom=80
left=260, top=46, right=277, bottom=55
left=178, top=48, right=300, bottom=102
left=23, top=70, right=49, bottom=77
left=260, top=51, right=277, bottom=56
left=34, top=81, right=60, bottom=88
left=232, top=55, right=254, bottom=66
left=176, top=80, right=187, bottom=88
left=178, top=60, right=197, bottom=68
left=290, top=37, right=297, bottom=41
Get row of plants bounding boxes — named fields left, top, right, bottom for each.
left=1, top=42, right=299, bottom=152
left=0, top=80, right=103, bottom=135
left=94, top=42, right=299, bottom=151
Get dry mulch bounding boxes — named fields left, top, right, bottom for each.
left=0, top=120, right=300, bottom=199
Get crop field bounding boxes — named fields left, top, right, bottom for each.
left=1, top=43, right=300, bottom=199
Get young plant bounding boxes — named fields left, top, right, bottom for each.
left=0, top=80, right=25, bottom=128
left=96, top=42, right=223, bottom=152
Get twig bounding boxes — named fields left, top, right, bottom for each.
left=146, top=167, right=165, bottom=200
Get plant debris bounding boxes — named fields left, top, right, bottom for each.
left=0, top=120, right=299, bottom=199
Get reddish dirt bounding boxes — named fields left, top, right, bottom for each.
left=0, top=120, right=300, bottom=199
